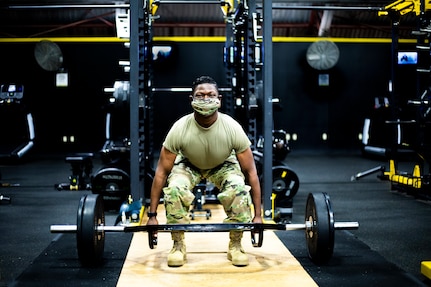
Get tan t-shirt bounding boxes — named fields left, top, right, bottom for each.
left=163, top=112, right=251, bottom=170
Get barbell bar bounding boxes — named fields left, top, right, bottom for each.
left=50, top=221, right=358, bottom=233
left=50, top=192, right=359, bottom=266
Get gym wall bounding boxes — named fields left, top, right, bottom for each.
left=0, top=39, right=416, bottom=155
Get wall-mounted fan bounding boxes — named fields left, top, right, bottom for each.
left=306, top=40, right=340, bottom=70
left=34, top=40, right=63, bottom=71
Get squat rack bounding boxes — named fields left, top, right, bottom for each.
left=129, top=0, right=389, bottom=219
left=128, top=0, right=396, bottom=219
left=128, top=0, right=275, bottom=218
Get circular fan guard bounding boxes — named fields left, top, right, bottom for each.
left=34, top=40, right=63, bottom=71
left=306, top=40, right=340, bottom=70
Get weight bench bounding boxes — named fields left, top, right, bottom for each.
left=55, top=153, right=93, bottom=191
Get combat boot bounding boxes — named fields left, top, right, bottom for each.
left=167, top=231, right=186, bottom=267
left=227, top=230, right=249, bottom=266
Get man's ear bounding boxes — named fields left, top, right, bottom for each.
left=189, top=95, right=193, bottom=101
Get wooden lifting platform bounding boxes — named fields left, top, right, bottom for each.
left=116, top=204, right=318, bottom=287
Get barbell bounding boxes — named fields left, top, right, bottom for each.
left=50, top=192, right=359, bottom=266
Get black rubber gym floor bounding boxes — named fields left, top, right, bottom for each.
left=1, top=150, right=431, bottom=287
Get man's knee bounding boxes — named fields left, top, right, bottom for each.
left=163, top=186, right=195, bottom=224
left=163, top=186, right=195, bottom=207
left=217, top=184, right=252, bottom=222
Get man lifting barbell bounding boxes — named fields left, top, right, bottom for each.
left=146, top=75, right=263, bottom=267
left=49, top=78, right=359, bottom=268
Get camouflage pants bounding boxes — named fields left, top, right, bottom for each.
left=163, top=155, right=252, bottom=224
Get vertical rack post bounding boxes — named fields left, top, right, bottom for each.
left=245, top=0, right=258, bottom=150
left=224, top=3, right=236, bottom=117
left=262, top=0, right=273, bottom=218
left=226, top=1, right=258, bottom=148
left=129, top=0, right=147, bottom=201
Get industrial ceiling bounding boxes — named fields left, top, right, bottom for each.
left=0, top=0, right=421, bottom=39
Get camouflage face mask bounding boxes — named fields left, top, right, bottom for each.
left=191, top=98, right=220, bottom=116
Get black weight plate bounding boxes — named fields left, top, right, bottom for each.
left=272, top=166, right=300, bottom=203
left=92, top=167, right=130, bottom=210
left=92, top=167, right=130, bottom=194
left=76, top=194, right=105, bottom=266
left=305, top=192, right=335, bottom=264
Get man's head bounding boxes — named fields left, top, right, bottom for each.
left=191, top=75, right=219, bottom=94
left=190, top=76, right=222, bottom=117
